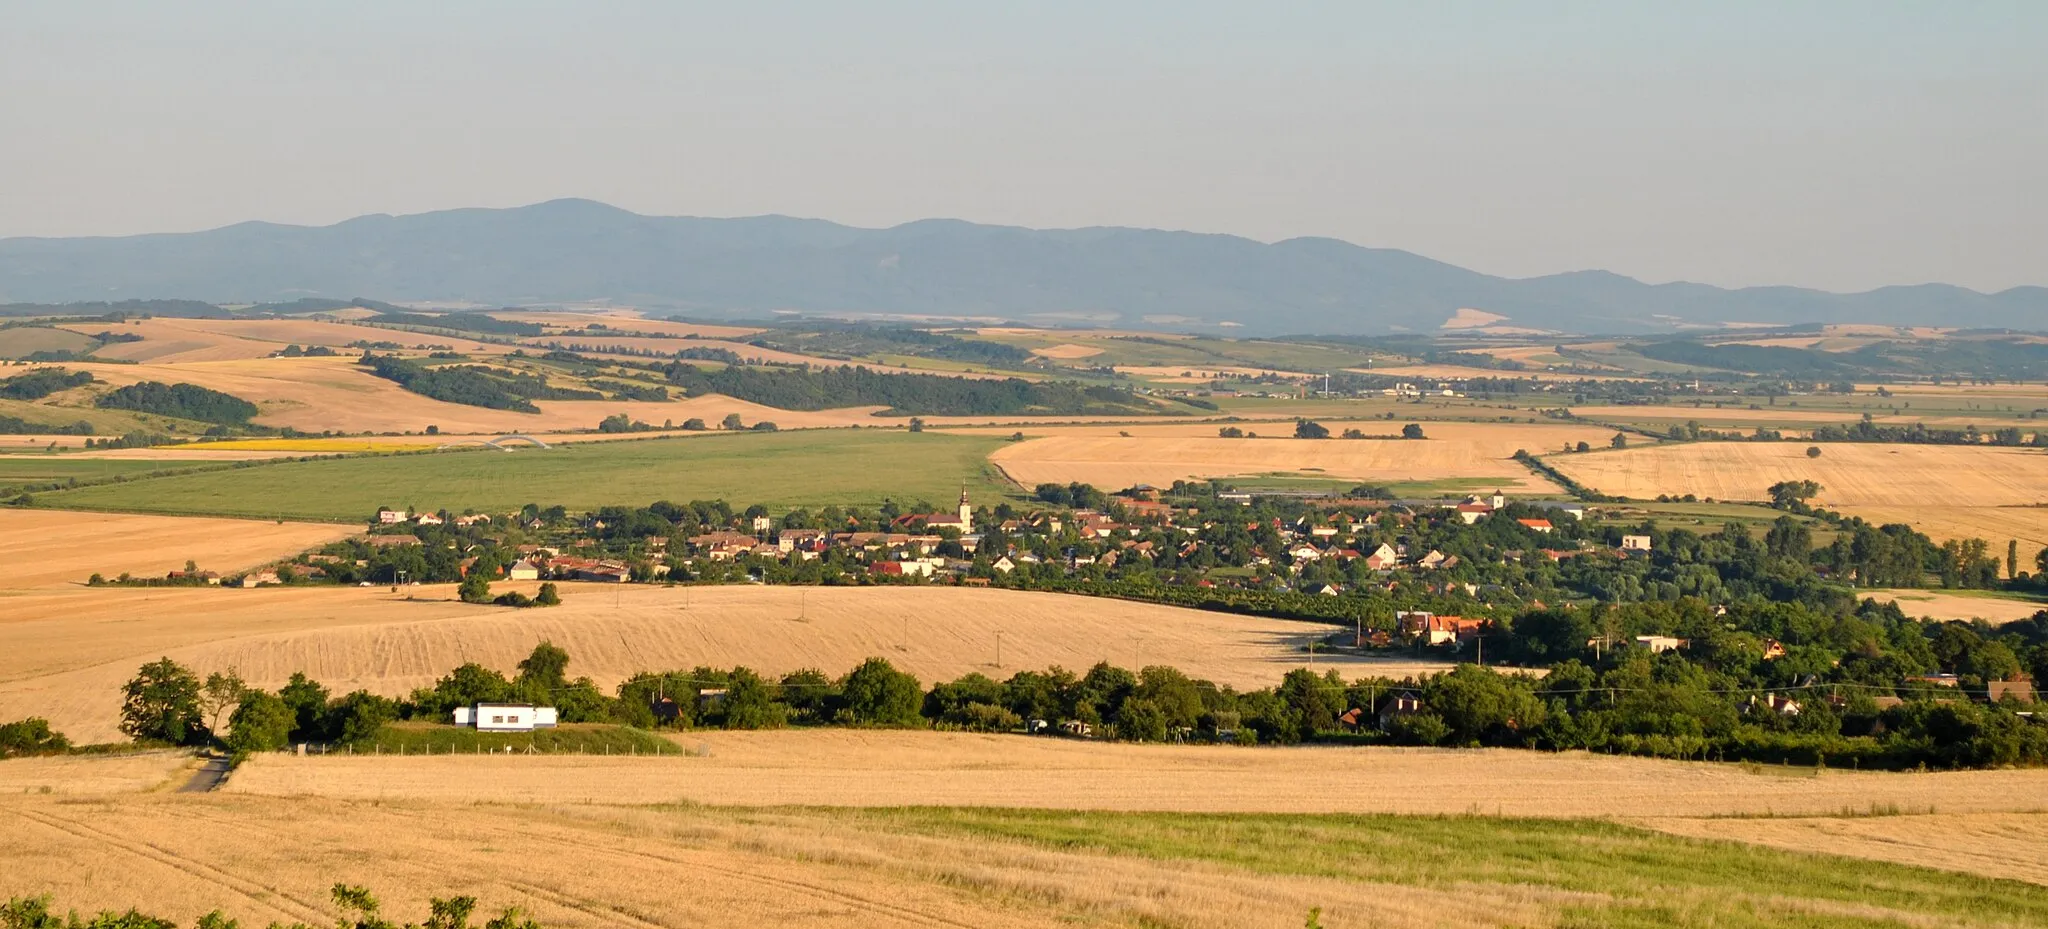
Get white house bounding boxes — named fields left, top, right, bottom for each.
left=453, top=703, right=558, bottom=732
left=1621, top=535, right=1653, bottom=552
left=506, top=559, right=542, bottom=581
left=376, top=509, right=407, bottom=524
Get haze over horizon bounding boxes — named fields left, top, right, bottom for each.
left=3, top=2, right=2043, bottom=294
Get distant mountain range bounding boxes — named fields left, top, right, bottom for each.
left=2, top=199, right=2040, bottom=336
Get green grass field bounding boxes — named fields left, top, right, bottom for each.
left=31, top=429, right=1018, bottom=520
left=352, top=722, right=684, bottom=754
left=838, top=808, right=2048, bottom=929
left=0, top=457, right=215, bottom=486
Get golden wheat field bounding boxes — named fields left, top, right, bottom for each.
left=1639, top=812, right=2048, bottom=887
left=496, top=310, right=762, bottom=339
left=1111, top=365, right=1315, bottom=382
left=0, top=509, right=358, bottom=591
left=988, top=421, right=1617, bottom=491
left=1027, top=343, right=1103, bottom=359
left=7, top=738, right=2047, bottom=928
left=0, top=433, right=95, bottom=449
left=224, top=730, right=2048, bottom=818
left=1550, top=441, right=2048, bottom=507
left=1349, top=363, right=1644, bottom=383
left=1864, top=590, right=2048, bottom=624
left=55, top=357, right=897, bottom=433
left=1549, top=442, right=2048, bottom=546
left=54, top=319, right=284, bottom=363
left=516, top=336, right=840, bottom=367
left=1843, top=505, right=2048, bottom=553
left=0, top=791, right=1557, bottom=929
left=53, top=317, right=513, bottom=363
left=0, top=583, right=1441, bottom=746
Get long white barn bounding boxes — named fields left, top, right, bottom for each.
left=452, top=703, right=558, bottom=732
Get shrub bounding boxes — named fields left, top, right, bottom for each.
left=225, top=692, right=293, bottom=753
left=0, top=718, right=70, bottom=758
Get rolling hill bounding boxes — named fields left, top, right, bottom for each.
left=3, top=199, right=2041, bottom=335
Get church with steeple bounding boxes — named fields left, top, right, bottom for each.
left=919, top=487, right=974, bottom=533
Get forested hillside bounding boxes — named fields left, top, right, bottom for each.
left=660, top=362, right=1158, bottom=415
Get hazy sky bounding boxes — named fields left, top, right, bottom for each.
left=3, top=1, right=2042, bottom=292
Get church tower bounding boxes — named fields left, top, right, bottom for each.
left=957, top=487, right=973, bottom=533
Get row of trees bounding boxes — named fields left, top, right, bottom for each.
left=102, top=635, right=2045, bottom=770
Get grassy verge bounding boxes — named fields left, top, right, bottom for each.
left=831, top=808, right=2048, bottom=928
left=30, top=429, right=1019, bottom=519
left=351, top=722, right=685, bottom=755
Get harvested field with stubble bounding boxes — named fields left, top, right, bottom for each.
left=989, top=421, right=1616, bottom=492
left=226, top=730, right=2048, bottom=818
left=1640, top=812, right=2048, bottom=888
left=57, top=357, right=904, bottom=434
left=0, top=509, right=358, bottom=590
left=1549, top=442, right=2048, bottom=547
left=0, top=583, right=1441, bottom=746
left=7, top=749, right=2048, bottom=929
left=1865, top=589, right=2048, bottom=624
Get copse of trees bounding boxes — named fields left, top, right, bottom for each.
left=0, top=367, right=94, bottom=400
left=95, top=381, right=258, bottom=425
left=358, top=354, right=603, bottom=412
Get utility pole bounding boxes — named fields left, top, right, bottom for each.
left=995, top=631, right=1004, bottom=669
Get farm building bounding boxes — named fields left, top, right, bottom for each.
left=453, top=703, right=559, bottom=732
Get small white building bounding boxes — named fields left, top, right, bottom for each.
left=1621, top=535, right=1653, bottom=552
left=376, top=509, right=408, bottom=524
left=453, top=703, right=558, bottom=732
left=506, top=559, right=542, bottom=581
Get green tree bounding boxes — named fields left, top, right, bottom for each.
left=278, top=672, right=331, bottom=742
left=516, top=641, right=570, bottom=691
left=1610, top=432, right=1628, bottom=449
left=534, top=582, right=561, bottom=606
left=458, top=572, right=493, bottom=604
left=841, top=657, right=922, bottom=726
left=120, top=658, right=204, bottom=745
left=1401, top=423, right=1426, bottom=440
left=199, top=669, right=248, bottom=741
left=721, top=412, right=744, bottom=430
left=1115, top=697, right=1169, bottom=742
left=908, top=417, right=926, bottom=433
left=226, top=691, right=293, bottom=753
left=1293, top=419, right=1330, bottom=439
left=330, top=691, right=398, bottom=743
left=719, top=667, right=787, bottom=729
